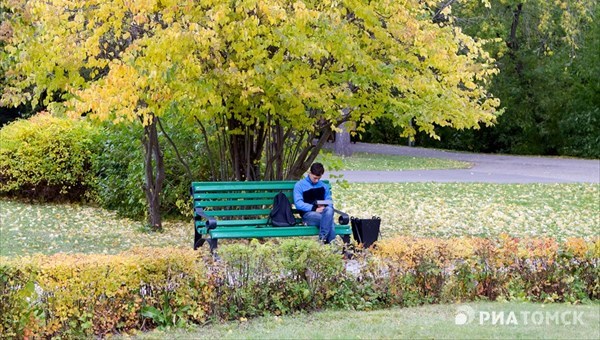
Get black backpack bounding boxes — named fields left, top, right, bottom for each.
left=269, top=192, right=296, bottom=227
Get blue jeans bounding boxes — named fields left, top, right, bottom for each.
left=302, top=206, right=336, bottom=243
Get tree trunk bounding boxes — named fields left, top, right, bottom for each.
left=142, top=115, right=165, bottom=231
left=288, top=128, right=332, bottom=179
left=507, top=4, right=526, bottom=79
left=194, top=116, right=218, bottom=180
left=227, top=116, right=267, bottom=181
left=157, top=117, right=192, bottom=181
left=333, top=122, right=353, bottom=157
left=507, top=4, right=523, bottom=51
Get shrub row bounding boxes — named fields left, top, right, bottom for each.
left=372, top=235, right=599, bottom=305
left=1, top=237, right=598, bottom=337
left=0, top=248, right=212, bottom=338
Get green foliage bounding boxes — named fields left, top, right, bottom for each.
left=0, top=113, right=99, bottom=201
left=93, top=117, right=212, bottom=219
left=393, top=0, right=599, bottom=158
left=0, top=263, right=40, bottom=338
left=558, top=107, right=600, bottom=159
left=141, top=292, right=191, bottom=330
left=362, top=117, right=410, bottom=146
left=92, top=123, right=146, bottom=218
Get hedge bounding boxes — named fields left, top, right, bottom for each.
left=1, top=236, right=598, bottom=337
left=0, top=113, right=99, bottom=201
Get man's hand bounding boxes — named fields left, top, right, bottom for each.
left=316, top=205, right=325, bottom=213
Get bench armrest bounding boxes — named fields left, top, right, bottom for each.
left=194, top=207, right=217, bottom=230
left=333, top=208, right=350, bottom=225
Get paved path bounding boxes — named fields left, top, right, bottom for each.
left=325, top=143, right=600, bottom=183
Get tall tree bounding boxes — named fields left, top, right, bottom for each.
left=2, top=0, right=504, bottom=219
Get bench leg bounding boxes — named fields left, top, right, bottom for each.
left=194, top=230, right=205, bottom=250
left=194, top=233, right=219, bottom=253
left=340, top=234, right=353, bottom=259
left=207, top=238, right=218, bottom=252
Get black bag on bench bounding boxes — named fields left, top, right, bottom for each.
left=269, top=192, right=296, bottom=227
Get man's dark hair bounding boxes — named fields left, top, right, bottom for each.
left=310, top=162, right=325, bottom=176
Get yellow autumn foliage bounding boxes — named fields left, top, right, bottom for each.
left=3, top=0, right=502, bottom=135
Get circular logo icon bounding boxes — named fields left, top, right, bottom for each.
left=455, top=305, right=475, bottom=325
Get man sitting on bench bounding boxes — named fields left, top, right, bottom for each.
left=293, top=163, right=336, bottom=244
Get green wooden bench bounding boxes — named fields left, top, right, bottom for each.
left=191, top=181, right=351, bottom=250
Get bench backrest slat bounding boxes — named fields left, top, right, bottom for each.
left=192, top=181, right=299, bottom=192
left=194, top=192, right=293, bottom=200
left=206, top=209, right=272, bottom=217
left=195, top=199, right=275, bottom=208
left=216, top=219, right=270, bottom=227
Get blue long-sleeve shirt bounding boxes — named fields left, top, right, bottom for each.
left=293, top=175, right=333, bottom=214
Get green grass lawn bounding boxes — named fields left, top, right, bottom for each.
left=335, top=182, right=599, bottom=241
left=0, top=200, right=190, bottom=256
left=133, top=302, right=600, bottom=339
left=317, top=151, right=471, bottom=171
left=1, top=182, right=597, bottom=257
